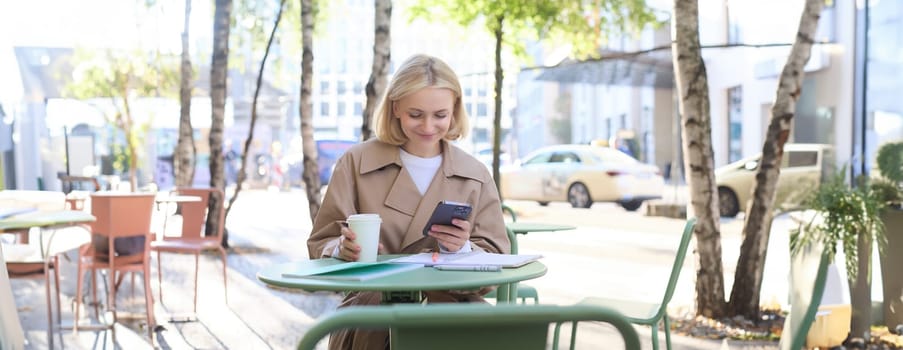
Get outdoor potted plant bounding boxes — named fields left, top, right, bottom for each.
left=874, top=141, right=903, bottom=332
left=791, top=169, right=886, bottom=341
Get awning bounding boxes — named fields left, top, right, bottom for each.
left=534, top=48, right=675, bottom=88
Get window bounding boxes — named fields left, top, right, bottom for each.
left=320, top=102, right=329, bottom=116
left=549, top=152, right=581, bottom=164
left=474, top=128, right=488, bottom=143
left=726, top=0, right=742, bottom=44
left=785, top=151, right=818, bottom=168
left=524, top=152, right=552, bottom=165
left=337, top=81, right=347, bottom=94
left=320, top=81, right=330, bottom=95
left=478, top=88, right=486, bottom=97
left=353, top=81, right=363, bottom=95
left=727, top=86, right=743, bottom=162
left=337, top=102, right=346, bottom=117
left=354, top=102, right=362, bottom=116
left=477, top=103, right=487, bottom=116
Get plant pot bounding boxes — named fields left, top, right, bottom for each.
left=880, top=207, right=903, bottom=331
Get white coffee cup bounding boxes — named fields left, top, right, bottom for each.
left=346, top=213, right=382, bottom=262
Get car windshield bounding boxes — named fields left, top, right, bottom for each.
left=548, top=152, right=581, bottom=163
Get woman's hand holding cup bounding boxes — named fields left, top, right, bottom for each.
left=341, top=214, right=382, bottom=262
left=337, top=226, right=361, bottom=261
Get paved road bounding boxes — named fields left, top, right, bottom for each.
left=10, top=189, right=797, bottom=349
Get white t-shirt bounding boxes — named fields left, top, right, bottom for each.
left=399, top=148, right=441, bottom=195
left=399, top=148, right=471, bottom=254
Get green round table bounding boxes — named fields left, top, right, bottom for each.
left=258, top=255, right=547, bottom=303
left=505, top=222, right=576, bottom=254
left=502, top=222, right=575, bottom=302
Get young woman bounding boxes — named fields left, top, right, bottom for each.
left=307, top=54, right=508, bottom=350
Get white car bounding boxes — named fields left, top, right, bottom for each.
left=500, top=144, right=664, bottom=211
left=715, top=143, right=834, bottom=217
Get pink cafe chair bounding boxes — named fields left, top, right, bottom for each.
left=151, top=187, right=228, bottom=314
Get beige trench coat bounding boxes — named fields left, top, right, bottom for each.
left=306, top=139, right=509, bottom=350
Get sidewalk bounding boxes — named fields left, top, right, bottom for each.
left=9, top=189, right=780, bottom=349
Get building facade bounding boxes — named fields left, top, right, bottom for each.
left=524, top=0, right=901, bottom=181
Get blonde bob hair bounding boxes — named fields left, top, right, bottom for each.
left=374, top=54, right=469, bottom=145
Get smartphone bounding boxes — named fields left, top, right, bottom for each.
left=422, top=200, right=473, bottom=236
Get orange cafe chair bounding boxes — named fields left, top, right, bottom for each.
left=151, top=188, right=228, bottom=314
left=4, top=245, right=62, bottom=347
left=75, top=192, right=156, bottom=343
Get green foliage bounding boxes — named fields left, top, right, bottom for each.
left=871, top=178, right=902, bottom=207
left=110, top=141, right=132, bottom=174
left=875, top=141, right=903, bottom=207
left=64, top=49, right=179, bottom=100
left=231, top=0, right=328, bottom=88
left=876, top=141, right=903, bottom=183
left=407, top=0, right=656, bottom=63
left=791, top=170, right=886, bottom=282
left=63, top=48, right=179, bottom=173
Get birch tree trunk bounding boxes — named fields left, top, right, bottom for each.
left=300, top=0, right=321, bottom=221
left=121, top=98, right=138, bottom=192
left=208, top=0, right=231, bottom=245
left=226, top=0, right=286, bottom=220
left=361, top=0, right=391, bottom=141
left=175, top=0, right=196, bottom=188
left=113, top=71, right=139, bottom=192
left=672, top=0, right=726, bottom=317
left=728, top=0, right=824, bottom=319
left=491, top=15, right=504, bottom=191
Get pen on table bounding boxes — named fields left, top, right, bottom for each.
left=433, top=265, right=501, bottom=272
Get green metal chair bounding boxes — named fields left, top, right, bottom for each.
left=296, top=303, right=641, bottom=350
left=778, top=243, right=830, bottom=350
left=501, top=203, right=517, bottom=222
left=485, top=204, right=539, bottom=303
left=562, top=217, right=697, bottom=350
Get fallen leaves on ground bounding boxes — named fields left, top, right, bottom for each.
left=669, top=309, right=903, bottom=349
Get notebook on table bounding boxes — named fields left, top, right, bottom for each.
left=282, top=261, right=424, bottom=281
left=390, top=251, right=542, bottom=268
left=0, top=208, right=37, bottom=220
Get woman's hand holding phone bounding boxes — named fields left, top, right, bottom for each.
left=427, top=218, right=472, bottom=252
left=423, top=201, right=473, bottom=252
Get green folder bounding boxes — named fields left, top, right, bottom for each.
left=282, top=261, right=424, bottom=281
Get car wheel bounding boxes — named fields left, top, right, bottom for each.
left=620, top=200, right=643, bottom=212
left=719, top=187, right=740, bottom=218
left=567, top=183, right=593, bottom=208
left=537, top=201, right=549, bottom=206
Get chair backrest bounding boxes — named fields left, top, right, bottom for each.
left=502, top=203, right=517, bottom=222
left=506, top=226, right=518, bottom=255
left=779, top=243, right=830, bottom=350
left=89, top=192, right=155, bottom=237
left=653, top=217, right=697, bottom=320
left=297, top=304, right=641, bottom=350
left=502, top=203, right=518, bottom=254
left=175, top=188, right=224, bottom=241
